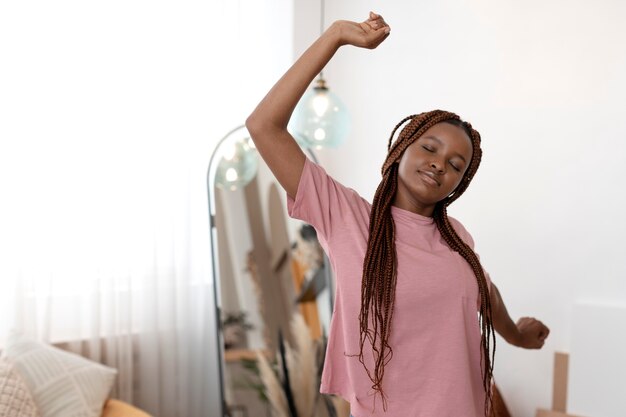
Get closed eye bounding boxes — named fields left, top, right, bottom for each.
left=422, top=145, right=435, bottom=152
left=450, top=162, right=461, bottom=172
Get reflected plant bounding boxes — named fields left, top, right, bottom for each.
left=221, top=311, right=254, bottom=350
left=234, top=358, right=269, bottom=403
left=231, top=313, right=336, bottom=417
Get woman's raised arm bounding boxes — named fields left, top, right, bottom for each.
left=245, top=12, right=390, bottom=199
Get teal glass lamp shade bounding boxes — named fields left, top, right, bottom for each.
left=288, top=78, right=350, bottom=149
left=214, top=134, right=259, bottom=191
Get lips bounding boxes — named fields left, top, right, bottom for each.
left=417, top=170, right=440, bottom=186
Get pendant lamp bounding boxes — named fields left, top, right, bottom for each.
left=213, top=126, right=259, bottom=191
left=288, top=0, right=350, bottom=149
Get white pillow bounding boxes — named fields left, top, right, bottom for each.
left=0, top=357, right=40, bottom=417
left=2, top=331, right=117, bottom=417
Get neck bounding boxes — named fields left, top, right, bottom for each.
left=391, top=193, right=435, bottom=217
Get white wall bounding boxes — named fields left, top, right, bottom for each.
left=294, top=1, right=626, bottom=416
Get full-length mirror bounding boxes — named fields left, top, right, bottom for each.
left=207, top=126, right=335, bottom=417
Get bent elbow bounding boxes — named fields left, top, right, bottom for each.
left=245, top=114, right=264, bottom=137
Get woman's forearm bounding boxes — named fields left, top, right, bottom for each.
left=490, top=284, right=522, bottom=346
left=247, top=23, right=342, bottom=131
left=243, top=14, right=389, bottom=199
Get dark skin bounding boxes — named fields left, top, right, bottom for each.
left=393, top=123, right=472, bottom=217
left=393, top=122, right=550, bottom=349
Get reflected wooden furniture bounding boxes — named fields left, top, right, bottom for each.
left=290, top=258, right=323, bottom=340
left=224, top=349, right=270, bottom=362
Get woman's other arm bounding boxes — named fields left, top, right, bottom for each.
left=245, top=13, right=390, bottom=200
left=490, top=283, right=550, bottom=349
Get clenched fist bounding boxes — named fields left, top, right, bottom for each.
left=332, top=11, right=391, bottom=49
left=514, top=317, right=550, bottom=349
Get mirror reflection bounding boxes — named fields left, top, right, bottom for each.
left=209, top=129, right=336, bottom=417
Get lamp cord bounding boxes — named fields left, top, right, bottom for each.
left=320, top=0, right=325, bottom=36
left=319, top=0, right=325, bottom=80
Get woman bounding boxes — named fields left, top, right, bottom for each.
left=246, top=12, right=549, bottom=417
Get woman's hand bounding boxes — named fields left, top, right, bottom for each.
left=331, top=11, right=391, bottom=49
left=514, top=317, right=550, bottom=349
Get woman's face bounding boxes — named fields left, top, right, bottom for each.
left=393, top=122, right=473, bottom=217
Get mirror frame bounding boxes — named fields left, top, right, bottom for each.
left=206, top=125, right=247, bottom=417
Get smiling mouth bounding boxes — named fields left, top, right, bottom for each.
left=418, top=170, right=440, bottom=186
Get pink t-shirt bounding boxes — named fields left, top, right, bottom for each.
left=287, top=158, right=493, bottom=417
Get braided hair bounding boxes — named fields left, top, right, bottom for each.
left=358, top=109, right=496, bottom=416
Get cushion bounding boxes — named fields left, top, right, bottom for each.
left=0, top=357, right=40, bottom=417
left=1, top=331, right=117, bottom=417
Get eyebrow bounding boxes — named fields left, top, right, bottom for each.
left=422, top=135, right=467, bottom=163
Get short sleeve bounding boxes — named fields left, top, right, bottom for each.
left=448, top=217, right=493, bottom=296
left=287, top=157, right=367, bottom=243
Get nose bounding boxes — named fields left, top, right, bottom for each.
left=430, top=160, right=444, bottom=174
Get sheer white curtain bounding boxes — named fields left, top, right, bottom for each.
left=0, top=0, right=293, bottom=416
